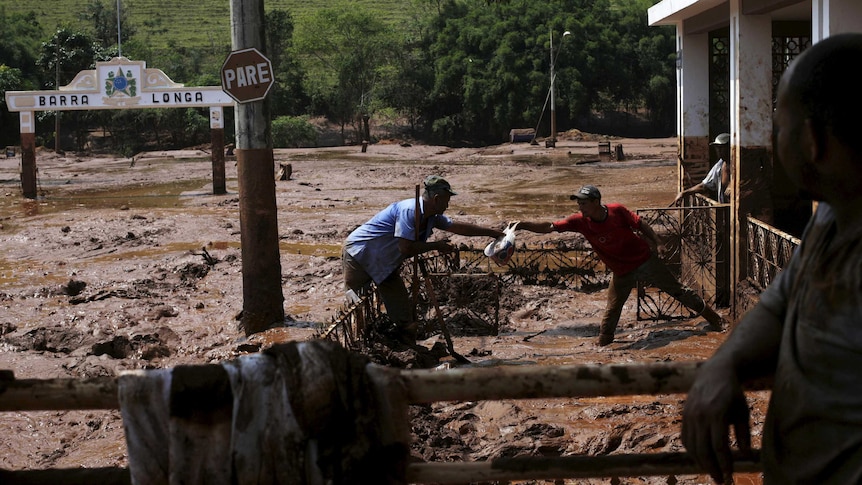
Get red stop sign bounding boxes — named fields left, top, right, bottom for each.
left=220, top=48, right=274, bottom=103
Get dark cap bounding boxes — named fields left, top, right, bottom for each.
left=710, top=133, right=730, bottom=145
left=424, top=175, right=457, bottom=195
left=570, top=184, right=601, bottom=200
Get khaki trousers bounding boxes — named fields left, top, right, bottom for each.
left=599, top=254, right=707, bottom=337
left=342, top=247, right=411, bottom=327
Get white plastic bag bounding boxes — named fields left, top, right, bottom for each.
left=484, top=221, right=519, bottom=265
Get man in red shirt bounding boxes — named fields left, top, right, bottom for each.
left=518, top=184, right=725, bottom=346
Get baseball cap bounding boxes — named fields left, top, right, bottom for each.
left=710, top=133, right=730, bottom=145
left=424, top=175, right=457, bottom=195
left=570, top=184, right=601, bottom=200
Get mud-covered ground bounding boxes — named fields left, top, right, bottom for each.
left=0, top=133, right=766, bottom=484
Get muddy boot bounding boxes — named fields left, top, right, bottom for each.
left=598, top=321, right=617, bottom=346
left=598, top=333, right=615, bottom=346
left=391, top=322, right=419, bottom=345
left=700, top=305, right=726, bottom=332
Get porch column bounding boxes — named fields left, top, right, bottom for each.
left=813, top=0, right=862, bottom=41
left=677, top=31, right=711, bottom=190
left=729, top=1, right=773, bottom=313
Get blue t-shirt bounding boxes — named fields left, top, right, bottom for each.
left=345, top=198, right=453, bottom=284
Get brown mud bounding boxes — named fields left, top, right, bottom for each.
left=0, top=132, right=766, bottom=484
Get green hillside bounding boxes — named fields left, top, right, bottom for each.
left=0, top=0, right=414, bottom=52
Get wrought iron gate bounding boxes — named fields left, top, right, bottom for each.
left=636, top=199, right=730, bottom=321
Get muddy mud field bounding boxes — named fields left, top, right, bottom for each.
left=0, top=135, right=767, bottom=484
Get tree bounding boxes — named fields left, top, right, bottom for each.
left=79, top=0, right=136, bottom=50
left=36, top=28, right=98, bottom=151
left=0, top=9, right=44, bottom=82
left=293, top=1, right=400, bottom=139
left=421, top=0, right=676, bottom=143
left=0, top=65, right=28, bottom=146
left=265, top=9, right=309, bottom=117
left=37, top=28, right=98, bottom=88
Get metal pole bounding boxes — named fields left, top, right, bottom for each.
left=117, top=0, right=122, bottom=57
left=549, top=28, right=556, bottom=147
left=55, top=41, right=60, bottom=153
left=548, top=30, right=570, bottom=148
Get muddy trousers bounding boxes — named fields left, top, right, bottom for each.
left=599, top=254, right=712, bottom=338
left=342, top=248, right=412, bottom=328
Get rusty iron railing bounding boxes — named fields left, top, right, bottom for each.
left=321, top=243, right=610, bottom=350
left=747, top=216, right=800, bottom=291
left=636, top=197, right=731, bottom=321
left=324, top=210, right=800, bottom=351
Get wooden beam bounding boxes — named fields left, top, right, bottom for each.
left=1, top=362, right=771, bottom=412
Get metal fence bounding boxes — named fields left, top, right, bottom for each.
left=747, top=216, right=800, bottom=291
left=324, top=205, right=800, bottom=352
left=321, top=242, right=611, bottom=351
left=636, top=196, right=731, bottom=321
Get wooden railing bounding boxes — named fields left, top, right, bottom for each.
left=0, top=362, right=767, bottom=484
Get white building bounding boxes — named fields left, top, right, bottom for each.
left=648, top=0, right=862, bottom=315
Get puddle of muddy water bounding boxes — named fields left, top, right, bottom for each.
left=0, top=171, right=342, bottom=290
left=0, top=179, right=216, bottom=219
left=0, top=238, right=340, bottom=290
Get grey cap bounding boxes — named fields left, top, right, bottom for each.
left=424, top=175, right=457, bottom=195
left=570, top=184, right=601, bottom=200
left=710, top=133, right=730, bottom=145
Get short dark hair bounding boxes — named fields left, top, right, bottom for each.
left=785, top=33, right=862, bottom=154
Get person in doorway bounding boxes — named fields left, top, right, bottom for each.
left=516, top=184, right=726, bottom=346
left=671, top=133, right=731, bottom=205
left=342, top=175, right=504, bottom=344
left=681, top=33, right=862, bottom=484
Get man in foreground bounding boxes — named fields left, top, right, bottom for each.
left=343, top=175, right=503, bottom=343
left=681, top=33, right=862, bottom=484
left=516, top=184, right=725, bottom=346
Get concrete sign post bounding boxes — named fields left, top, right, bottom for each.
left=220, top=48, right=274, bottom=104
left=226, top=0, right=285, bottom=336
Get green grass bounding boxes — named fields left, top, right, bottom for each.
left=0, top=0, right=415, bottom=53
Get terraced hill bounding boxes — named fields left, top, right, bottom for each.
left=0, top=0, right=414, bottom=52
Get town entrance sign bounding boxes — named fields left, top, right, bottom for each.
left=4, top=56, right=235, bottom=198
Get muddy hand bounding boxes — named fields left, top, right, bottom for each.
left=435, top=238, right=456, bottom=253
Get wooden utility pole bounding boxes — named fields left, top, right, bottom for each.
left=229, top=0, right=285, bottom=335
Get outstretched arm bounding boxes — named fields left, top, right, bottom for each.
left=399, top=222, right=504, bottom=257
left=515, top=221, right=556, bottom=234
left=397, top=237, right=455, bottom=257
left=670, top=182, right=708, bottom=206
left=682, top=303, right=783, bottom=483
left=445, top=221, right=505, bottom=239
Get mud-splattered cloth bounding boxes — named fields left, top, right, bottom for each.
left=118, top=340, right=407, bottom=485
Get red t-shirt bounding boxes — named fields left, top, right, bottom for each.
left=552, top=203, right=651, bottom=275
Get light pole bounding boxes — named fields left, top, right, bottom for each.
left=548, top=29, right=570, bottom=148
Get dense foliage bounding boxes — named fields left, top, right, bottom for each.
left=0, top=0, right=675, bottom=151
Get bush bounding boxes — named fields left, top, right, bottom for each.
left=271, top=115, right=318, bottom=148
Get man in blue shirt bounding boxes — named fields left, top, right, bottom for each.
left=343, top=175, right=504, bottom=343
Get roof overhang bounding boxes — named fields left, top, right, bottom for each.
left=648, top=0, right=726, bottom=26
left=649, top=0, right=809, bottom=28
